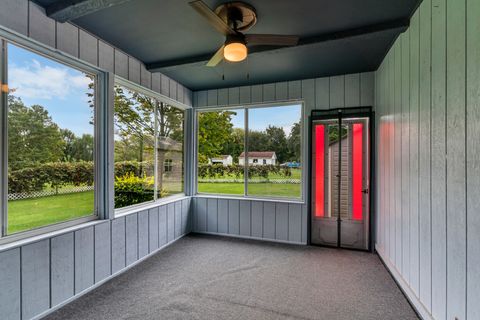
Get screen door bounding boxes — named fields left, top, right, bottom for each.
left=310, top=112, right=370, bottom=250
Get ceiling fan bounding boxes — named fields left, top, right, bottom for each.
left=189, top=0, right=300, bottom=67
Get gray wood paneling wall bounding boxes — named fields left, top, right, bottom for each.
left=0, top=3, right=195, bottom=320
left=0, top=197, right=191, bottom=320
left=0, top=0, right=193, bottom=106
left=192, top=197, right=307, bottom=244
left=192, top=72, right=374, bottom=245
left=193, top=73, right=374, bottom=112
left=375, top=0, right=480, bottom=319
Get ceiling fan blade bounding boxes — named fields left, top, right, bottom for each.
left=206, top=45, right=225, bottom=67
left=189, top=0, right=235, bottom=36
left=245, top=34, right=300, bottom=46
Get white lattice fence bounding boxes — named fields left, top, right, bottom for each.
left=198, top=179, right=301, bottom=184
left=8, top=185, right=94, bottom=201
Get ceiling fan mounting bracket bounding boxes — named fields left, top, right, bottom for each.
left=214, top=1, right=257, bottom=32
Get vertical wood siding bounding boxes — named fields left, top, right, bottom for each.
left=375, top=0, right=479, bottom=319
left=193, top=197, right=307, bottom=244
left=0, top=198, right=191, bottom=320
left=0, top=0, right=193, bottom=107
left=192, top=72, right=374, bottom=246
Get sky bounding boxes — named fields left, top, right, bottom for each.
left=8, top=43, right=93, bottom=136
left=7, top=42, right=301, bottom=138
left=230, top=104, right=301, bottom=136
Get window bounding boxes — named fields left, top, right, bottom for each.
left=196, top=104, right=302, bottom=200
left=164, top=159, right=173, bottom=172
left=114, top=84, right=184, bottom=210
left=2, top=41, right=97, bottom=235
left=197, top=109, right=244, bottom=195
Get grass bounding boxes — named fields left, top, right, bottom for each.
left=7, top=191, right=94, bottom=234
left=6, top=169, right=301, bottom=235
left=197, top=168, right=302, bottom=198
left=197, top=182, right=301, bottom=198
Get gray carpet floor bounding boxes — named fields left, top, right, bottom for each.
left=44, top=234, right=418, bottom=320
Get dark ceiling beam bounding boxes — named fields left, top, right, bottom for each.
left=146, top=18, right=409, bottom=72
left=45, top=0, right=132, bottom=22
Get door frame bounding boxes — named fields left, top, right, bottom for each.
left=307, top=107, right=375, bottom=252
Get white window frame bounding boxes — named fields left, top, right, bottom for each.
left=113, top=76, right=188, bottom=216
left=0, top=29, right=107, bottom=244
left=194, top=101, right=305, bottom=202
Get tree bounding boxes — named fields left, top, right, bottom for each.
left=114, top=86, right=156, bottom=167
left=287, top=121, right=301, bottom=162
left=197, top=111, right=236, bottom=163
left=61, top=129, right=76, bottom=162
left=8, top=96, right=65, bottom=170
left=222, top=127, right=244, bottom=162
left=265, top=125, right=288, bottom=163
left=247, top=130, right=269, bottom=154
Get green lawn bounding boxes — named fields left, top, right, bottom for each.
left=197, top=168, right=302, bottom=198
left=7, top=191, right=94, bottom=234
left=198, top=182, right=301, bottom=198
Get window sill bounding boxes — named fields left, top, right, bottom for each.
left=0, top=216, right=100, bottom=252
left=114, top=194, right=190, bottom=218
left=194, top=193, right=305, bottom=205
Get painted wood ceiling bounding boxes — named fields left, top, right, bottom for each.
left=33, top=0, right=420, bottom=90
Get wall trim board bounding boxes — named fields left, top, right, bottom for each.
left=31, top=233, right=187, bottom=320
left=376, top=245, right=433, bottom=320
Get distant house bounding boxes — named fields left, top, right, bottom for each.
left=238, top=151, right=277, bottom=166
left=158, top=136, right=183, bottom=184
left=209, top=155, right=233, bottom=166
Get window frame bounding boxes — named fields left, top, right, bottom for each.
left=194, top=101, right=305, bottom=202
left=113, top=76, right=188, bottom=216
left=0, top=31, right=107, bottom=244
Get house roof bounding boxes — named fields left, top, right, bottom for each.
left=158, top=137, right=183, bottom=152
left=239, top=151, right=276, bottom=158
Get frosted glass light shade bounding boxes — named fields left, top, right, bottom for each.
left=224, top=42, right=247, bottom=62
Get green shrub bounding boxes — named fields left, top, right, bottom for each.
left=114, top=172, right=154, bottom=208
left=113, top=172, right=167, bottom=208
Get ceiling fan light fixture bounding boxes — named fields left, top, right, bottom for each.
left=224, top=34, right=247, bottom=62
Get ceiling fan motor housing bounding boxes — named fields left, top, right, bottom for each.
left=225, top=33, right=246, bottom=45
left=214, top=1, right=257, bottom=32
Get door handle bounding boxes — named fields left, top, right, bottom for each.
left=361, top=188, right=369, bottom=194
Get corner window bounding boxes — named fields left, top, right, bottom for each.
left=2, top=41, right=97, bottom=235
left=196, top=104, right=302, bottom=200
left=114, top=84, right=184, bottom=210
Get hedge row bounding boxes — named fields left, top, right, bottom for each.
left=8, top=161, right=154, bottom=194
left=197, top=164, right=292, bottom=179
left=8, top=161, right=292, bottom=194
